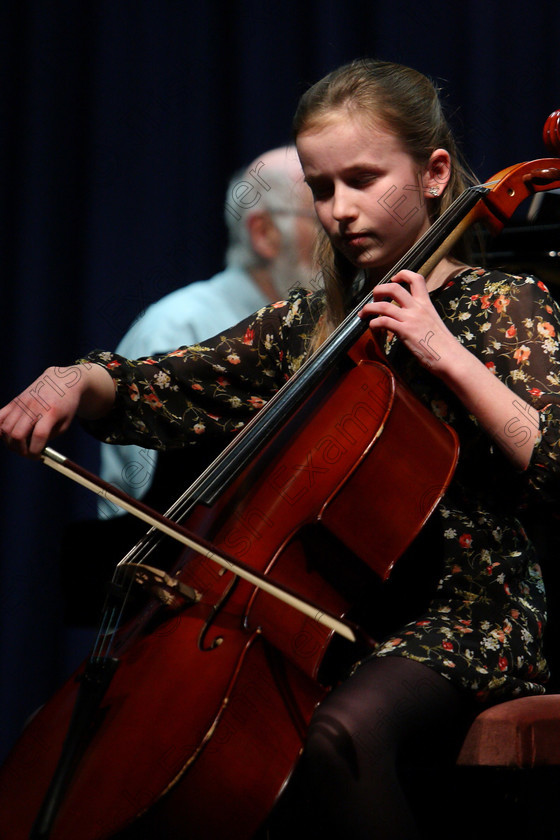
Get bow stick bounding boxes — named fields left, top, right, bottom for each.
left=41, top=446, right=359, bottom=643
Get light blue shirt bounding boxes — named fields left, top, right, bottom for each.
left=98, top=266, right=268, bottom=517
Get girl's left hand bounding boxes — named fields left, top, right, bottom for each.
left=359, top=269, right=541, bottom=470
left=358, top=270, right=460, bottom=375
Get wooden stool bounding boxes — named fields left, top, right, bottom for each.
left=449, top=695, right=560, bottom=839
left=458, top=694, right=560, bottom=768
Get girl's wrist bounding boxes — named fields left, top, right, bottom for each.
left=76, top=364, right=116, bottom=420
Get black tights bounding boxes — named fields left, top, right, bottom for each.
left=268, top=656, right=475, bottom=839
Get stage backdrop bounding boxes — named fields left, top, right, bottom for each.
left=1, top=0, right=559, bottom=763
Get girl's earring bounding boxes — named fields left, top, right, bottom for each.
left=428, top=187, right=439, bottom=196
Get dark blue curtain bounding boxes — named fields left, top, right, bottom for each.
left=1, top=0, right=559, bottom=763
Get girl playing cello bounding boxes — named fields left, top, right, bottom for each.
left=2, top=60, right=560, bottom=838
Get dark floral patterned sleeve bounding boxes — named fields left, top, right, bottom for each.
left=441, top=270, right=560, bottom=502
left=79, top=290, right=321, bottom=451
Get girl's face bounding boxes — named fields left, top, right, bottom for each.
left=297, top=111, right=444, bottom=281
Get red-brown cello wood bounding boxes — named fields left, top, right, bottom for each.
left=1, top=113, right=560, bottom=840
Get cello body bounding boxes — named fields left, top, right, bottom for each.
left=0, top=339, right=458, bottom=839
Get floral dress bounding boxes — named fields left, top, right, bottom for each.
left=82, top=268, right=560, bottom=705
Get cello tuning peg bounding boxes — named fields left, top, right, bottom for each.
left=543, top=110, right=560, bottom=155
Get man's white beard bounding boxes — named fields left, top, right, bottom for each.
left=269, top=248, right=315, bottom=300
left=268, top=217, right=317, bottom=300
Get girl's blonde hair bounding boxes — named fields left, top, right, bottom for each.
left=293, top=59, right=477, bottom=347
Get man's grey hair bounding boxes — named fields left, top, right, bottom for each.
left=224, top=149, right=305, bottom=270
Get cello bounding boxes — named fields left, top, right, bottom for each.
left=1, top=111, right=560, bottom=840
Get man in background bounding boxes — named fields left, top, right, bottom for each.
left=99, top=145, right=318, bottom=518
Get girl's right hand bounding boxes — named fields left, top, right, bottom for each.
left=0, top=363, right=115, bottom=458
